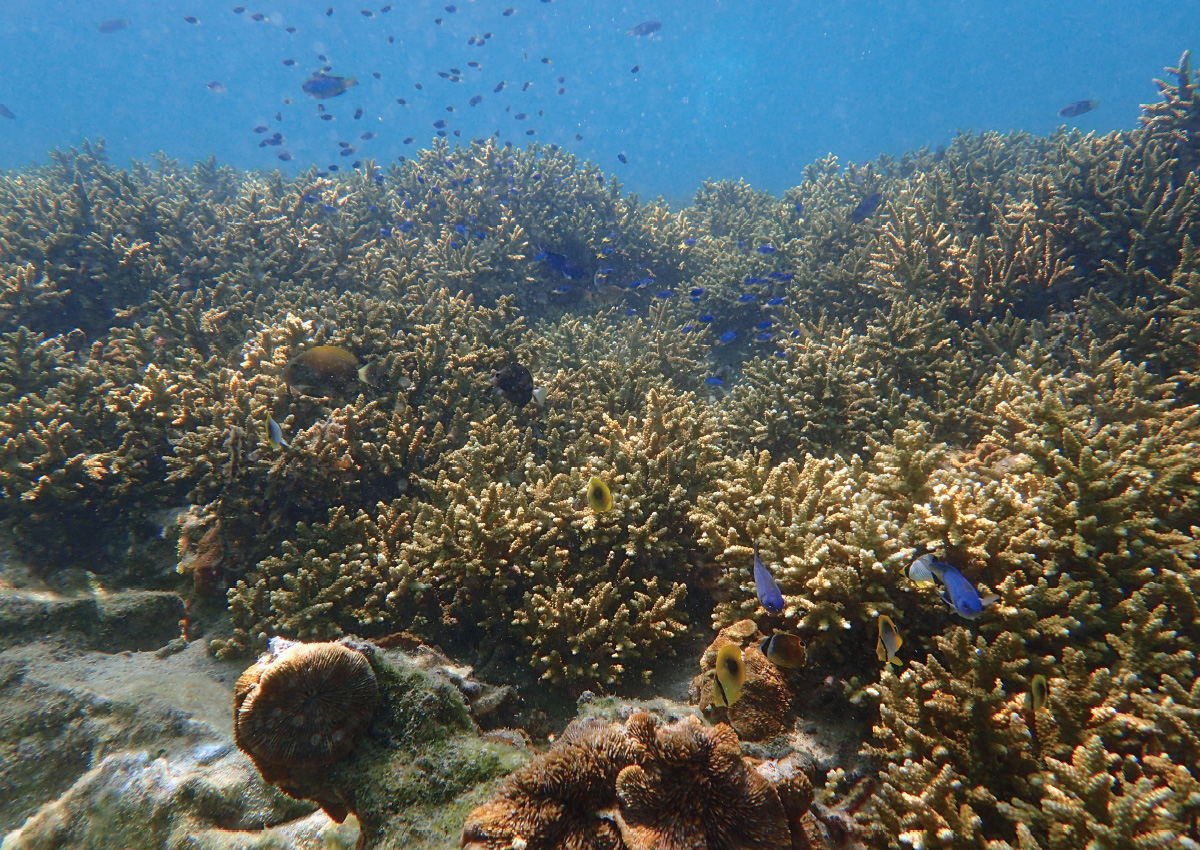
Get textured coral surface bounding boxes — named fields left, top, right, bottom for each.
left=3, top=52, right=1200, bottom=850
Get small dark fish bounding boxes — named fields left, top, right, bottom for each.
left=303, top=73, right=358, bottom=99
left=627, top=20, right=661, bottom=36
left=514, top=112, right=527, bottom=120
left=97, top=18, right=130, bottom=33
left=522, top=81, right=532, bottom=91
left=207, top=81, right=227, bottom=92
left=252, top=125, right=268, bottom=133
left=575, top=133, right=583, bottom=141
left=738, top=294, right=756, bottom=303
left=719, top=331, right=736, bottom=343
left=617, top=153, right=628, bottom=164
left=445, top=4, right=457, bottom=11
left=361, top=9, right=374, bottom=16
left=286, top=26, right=297, bottom=33
left=502, top=7, right=515, bottom=15
left=525, top=129, right=536, bottom=135
left=433, top=119, right=447, bottom=128
left=278, top=152, right=293, bottom=161
left=534, top=251, right=585, bottom=279
left=233, top=6, right=245, bottom=13
left=397, top=97, right=407, bottom=105
left=470, top=95, right=483, bottom=106
left=320, top=114, right=334, bottom=121
left=541, top=57, right=551, bottom=64
left=0, top=104, right=14, bottom=120
left=849, top=192, right=883, bottom=223
left=381, top=5, right=393, bottom=11
left=340, top=147, right=355, bottom=157
left=372, top=71, right=382, bottom=79
left=360, top=131, right=376, bottom=140
left=630, top=65, right=640, bottom=74
left=250, top=12, right=265, bottom=21
left=326, top=7, right=333, bottom=14
left=282, top=58, right=296, bottom=66
left=491, top=363, right=535, bottom=407
left=184, top=16, right=199, bottom=24
left=494, top=81, right=506, bottom=92
left=1058, top=99, right=1098, bottom=118
left=753, top=547, right=785, bottom=614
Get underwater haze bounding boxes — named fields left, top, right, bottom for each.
left=0, top=0, right=1192, bottom=202
left=4, top=1, right=1200, bottom=850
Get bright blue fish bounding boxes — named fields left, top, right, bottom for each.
left=767, top=298, right=786, bottom=306
left=757, top=332, right=773, bottom=341
left=756, top=321, right=774, bottom=329
left=754, top=547, right=785, bottom=614
left=683, top=238, right=698, bottom=246
left=908, top=555, right=998, bottom=620
left=719, top=331, right=737, bottom=343
left=705, top=376, right=724, bottom=386
left=536, top=251, right=586, bottom=279
left=757, top=245, right=776, bottom=254
left=656, top=290, right=672, bottom=299
left=699, top=315, right=714, bottom=322
left=738, top=294, right=756, bottom=302
left=690, top=288, right=705, bottom=296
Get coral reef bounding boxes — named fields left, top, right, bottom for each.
left=2, top=50, right=1200, bottom=850
left=461, top=710, right=814, bottom=850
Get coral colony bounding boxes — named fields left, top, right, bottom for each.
left=2, top=54, right=1200, bottom=850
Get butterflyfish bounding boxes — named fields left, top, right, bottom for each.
left=587, top=476, right=612, bottom=513
left=712, top=644, right=745, bottom=707
left=265, top=412, right=289, bottom=449
left=876, top=614, right=902, bottom=667
left=759, top=632, right=807, bottom=669
left=284, top=345, right=362, bottom=395
left=1025, top=674, right=1049, bottom=712
left=491, top=363, right=534, bottom=407
left=909, top=554, right=999, bottom=620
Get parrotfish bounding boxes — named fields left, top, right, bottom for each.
left=876, top=614, right=902, bottom=666
left=712, top=644, right=745, bottom=707
left=1058, top=100, right=1098, bottom=118
left=908, top=554, right=999, bottom=620
left=753, top=547, right=785, bottom=614
left=302, top=73, right=358, bottom=99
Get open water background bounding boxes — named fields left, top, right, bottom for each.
left=0, top=1, right=1192, bottom=204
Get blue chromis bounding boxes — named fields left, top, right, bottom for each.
left=753, top=546, right=785, bottom=614
left=850, top=192, right=884, bottom=223
left=586, top=476, right=613, bottom=513
left=759, top=632, right=806, bottom=668
left=712, top=644, right=745, bottom=707
left=876, top=614, right=902, bottom=666
left=908, top=554, right=999, bottom=620
left=1025, top=674, right=1049, bottom=711
left=302, top=73, right=358, bottom=99
left=265, top=412, right=289, bottom=449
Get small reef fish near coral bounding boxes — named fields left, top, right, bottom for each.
left=1, top=6, right=1200, bottom=846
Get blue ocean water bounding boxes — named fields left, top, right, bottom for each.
left=0, top=1, right=1189, bottom=204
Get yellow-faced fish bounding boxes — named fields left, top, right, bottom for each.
left=587, top=476, right=612, bottom=513
left=876, top=614, right=902, bottom=667
left=265, top=412, right=289, bottom=449
left=759, top=632, right=807, bottom=669
left=712, top=644, right=745, bottom=707
left=1024, top=674, right=1049, bottom=711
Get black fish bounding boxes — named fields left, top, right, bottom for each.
left=534, top=251, right=585, bottom=279
left=491, top=363, right=534, bottom=407
left=627, top=20, right=661, bottom=36
left=1058, top=99, right=1098, bottom=118
left=850, top=192, right=883, bottom=223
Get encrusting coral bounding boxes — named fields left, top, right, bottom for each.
left=3, top=52, right=1200, bottom=850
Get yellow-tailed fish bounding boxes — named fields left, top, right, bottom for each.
left=587, top=476, right=612, bottom=513
left=876, top=614, right=902, bottom=667
left=759, top=632, right=807, bottom=669
left=1024, top=674, right=1049, bottom=711
left=265, top=412, right=289, bottom=449
left=712, top=644, right=746, bottom=707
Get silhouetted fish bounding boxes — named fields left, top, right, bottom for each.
left=627, top=20, right=661, bottom=36
left=533, top=251, right=585, bottom=279
left=1058, top=99, right=1098, bottom=118
left=850, top=192, right=883, bottom=223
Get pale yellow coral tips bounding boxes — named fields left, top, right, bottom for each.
left=876, top=614, right=902, bottom=666
left=586, top=476, right=612, bottom=512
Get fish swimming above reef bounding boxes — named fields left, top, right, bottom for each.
left=753, top=547, right=785, bottom=614
left=302, top=72, right=358, bottom=99
left=265, top=412, right=289, bottom=449
left=284, top=345, right=364, bottom=395
left=849, top=192, right=883, bottom=223
left=712, top=644, right=745, bottom=707
left=876, top=614, right=902, bottom=666
left=490, top=363, right=539, bottom=407
left=627, top=20, right=662, bottom=36
left=759, top=632, right=806, bottom=669
left=909, top=554, right=999, bottom=620
left=1058, top=99, right=1098, bottom=118
left=586, top=476, right=613, bottom=513
left=532, top=250, right=586, bottom=279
